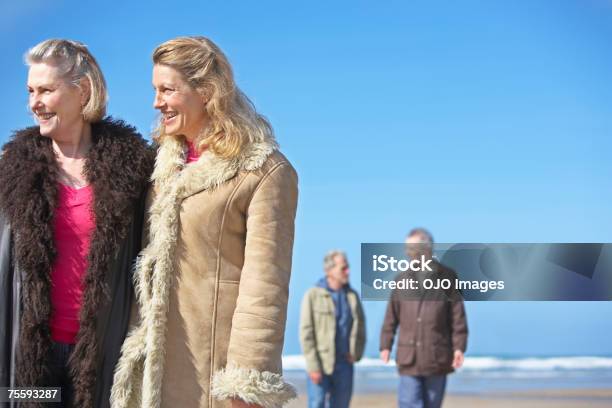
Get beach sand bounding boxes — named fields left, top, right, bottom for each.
left=286, top=388, right=612, bottom=407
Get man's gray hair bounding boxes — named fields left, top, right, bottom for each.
left=407, top=227, right=434, bottom=244
left=406, top=227, right=434, bottom=252
left=323, top=249, right=347, bottom=271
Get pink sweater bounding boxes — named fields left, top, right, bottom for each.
left=186, top=140, right=203, bottom=163
left=49, top=183, right=95, bottom=344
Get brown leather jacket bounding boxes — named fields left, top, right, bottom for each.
left=380, top=263, right=468, bottom=376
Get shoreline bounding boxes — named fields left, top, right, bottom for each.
left=287, top=388, right=612, bottom=407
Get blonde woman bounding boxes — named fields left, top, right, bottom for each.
left=111, top=37, right=298, bottom=408
left=0, top=39, right=153, bottom=408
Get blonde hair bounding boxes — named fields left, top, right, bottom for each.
left=25, top=39, right=107, bottom=123
left=152, top=36, right=273, bottom=158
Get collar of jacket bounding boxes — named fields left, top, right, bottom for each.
left=316, top=277, right=352, bottom=293
left=111, top=132, right=278, bottom=408
left=313, top=284, right=355, bottom=295
left=0, top=118, right=153, bottom=408
left=152, top=133, right=279, bottom=199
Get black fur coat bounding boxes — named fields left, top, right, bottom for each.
left=0, top=118, right=154, bottom=408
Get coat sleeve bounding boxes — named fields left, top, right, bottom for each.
left=353, top=297, right=367, bottom=362
left=299, top=290, right=321, bottom=373
left=211, top=161, right=298, bottom=408
left=451, top=299, right=468, bottom=353
left=380, top=293, right=400, bottom=351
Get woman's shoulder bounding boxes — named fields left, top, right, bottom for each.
left=91, top=117, right=155, bottom=173
left=251, top=150, right=297, bottom=181
left=93, top=117, right=148, bottom=147
left=1, top=126, right=43, bottom=154
left=10, top=126, right=41, bottom=139
left=0, top=126, right=53, bottom=176
left=233, top=149, right=298, bottom=201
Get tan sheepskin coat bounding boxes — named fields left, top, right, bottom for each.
left=110, top=132, right=298, bottom=408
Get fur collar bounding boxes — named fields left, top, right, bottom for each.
left=152, top=133, right=278, bottom=197
left=111, top=133, right=277, bottom=408
left=0, top=118, right=153, bottom=408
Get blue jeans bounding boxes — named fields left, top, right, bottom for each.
left=398, top=375, right=447, bottom=408
left=306, top=362, right=354, bottom=408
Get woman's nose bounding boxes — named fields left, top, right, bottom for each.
left=153, top=92, right=164, bottom=109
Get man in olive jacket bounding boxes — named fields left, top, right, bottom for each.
left=300, top=250, right=366, bottom=408
left=380, top=228, right=468, bottom=408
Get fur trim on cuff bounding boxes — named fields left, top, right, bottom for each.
left=211, top=365, right=297, bottom=408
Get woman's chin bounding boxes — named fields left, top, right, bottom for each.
left=38, top=124, right=57, bottom=138
left=164, top=126, right=181, bottom=136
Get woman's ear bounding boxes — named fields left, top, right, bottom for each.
left=199, top=85, right=212, bottom=106
left=79, top=77, right=91, bottom=107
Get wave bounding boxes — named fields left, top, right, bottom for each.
left=462, top=356, right=612, bottom=371
left=282, top=355, right=612, bottom=371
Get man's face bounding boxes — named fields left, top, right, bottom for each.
left=327, top=255, right=350, bottom=285
left=405, top=233, right=432, bottom=260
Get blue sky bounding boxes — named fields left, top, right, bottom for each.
left=1, top=0, right=611, bottom=357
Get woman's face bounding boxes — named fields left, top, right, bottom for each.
left=27, top=62, right=86, bottom=138
left=152, top=64, right=207, bottom=141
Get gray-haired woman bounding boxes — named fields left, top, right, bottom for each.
left=0, top=39, right=153, bottom=408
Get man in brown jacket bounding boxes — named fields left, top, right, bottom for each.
left=380, top=228, right=468, bottom=408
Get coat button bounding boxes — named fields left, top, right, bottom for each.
left=417, top=317, right=422, bottom=323
left=416, top=341, right=421, bottom=347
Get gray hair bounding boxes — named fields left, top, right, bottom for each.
left=323, top=249, right=347, bottom=271
left=25, top=39, right=107, bottom=122
left=406, top=227, right=434, bottom=252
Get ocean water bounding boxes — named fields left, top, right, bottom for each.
left=282, top=355, right=612, bottom=395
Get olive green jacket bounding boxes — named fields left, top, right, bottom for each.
left=299, top=285, right=366, bottom=375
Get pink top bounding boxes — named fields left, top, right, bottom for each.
left=186, top=141, right=201, bottom=163
left=49, top=183, right=95, bottom=344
